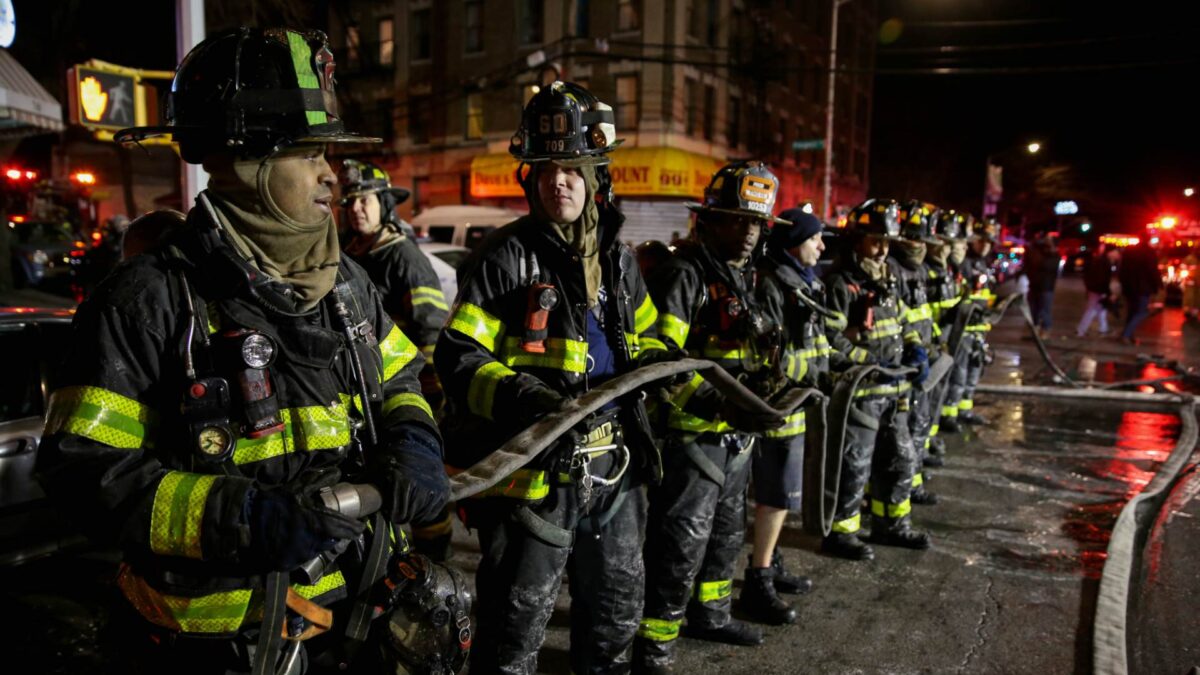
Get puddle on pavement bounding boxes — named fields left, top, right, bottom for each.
left=941, top=398, right=1181, bottom=580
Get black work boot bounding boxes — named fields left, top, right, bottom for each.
left=820, top=532, right=875, bottom=561
left=911, top=484, right=940, bottom=506
left=769, top=549, right=813, bottom=595
left=868, top=515, right=932, bottom=550
left=683, top=620, right=764, bottom=646
left=922, top=452, right=945, bottom=468
left=928, top=436, right=947, bottom=457
left=738, top=567, right=796, bottom=625
left=632, top=637, right=674, bottom=674
left=940, top=416, right=962, bottom=433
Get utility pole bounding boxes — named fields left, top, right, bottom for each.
left=822, top=0, right=851, bottom=225
left=176, top=0, right=207, bottom=210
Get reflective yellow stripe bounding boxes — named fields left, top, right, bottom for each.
left=293, top=569, right=346, bottom=600
left=854, top=381, right=913, bottom=398
left=867, top=319, right=903, bottom=340
left=634, top=294, right=659, bottom=334
left=832, top=513, right=861, bottom=533
left=44, top=385, right=155, bottom=449
left=379, top=324, right=420, bottom=382
left=149, top=471, right=217, bottom=559
left=118, top=565, right=252, bottom=634
left=420, top=343, right=436, bottom=358
left=382, top=392, right=434, bottom=421
left=764, top=410, right=807, bottom=438
left=941, top=405, right=959, bottom=418
left=695, top=579, right=732, bottom=603
left=825, top=311, right=848, bottom=331
left=959, top=399, right=974, bottom=411
left=659, top=313, right=690, bottom=347
left=913, top=473, right=924, bottom=487
left=668, top=410, right=730, bottom=433
left=629, top=334, right=667, bottom=357
left=468, top=361, right=517, bottom=419
left=930, top=424, right=940, bottom=436
left=499, top=336, right=588, bottom=373
left=474, top=468, right=550, bottom=500
left=410, top=286, right=449, bottom=311
left=871, top=499, right=913, bottom=518
left=905, top=304, right=933, bottom=323
left=850, top=347, right=871, bottom=363
left=965, top=324, right=992, bottom=332
left=448, top=302, right=505, bottom=353
left=637, top=617, right=681, bottom=642
left=232, top=400, right=353, bottom=465
left=118, top=565, right=347, bottom=635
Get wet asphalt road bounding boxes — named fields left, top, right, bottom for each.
left=3, top=277, right=1197, bottom=674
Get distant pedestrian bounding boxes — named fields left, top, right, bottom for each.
left=1076, top=244, right=1120, bottom=337
left=1024, top=231, right=1061, bottom=336
left=1118, top=241, right=1162, bottom=344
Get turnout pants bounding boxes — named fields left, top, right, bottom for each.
left=944, top=333, right=985, bottom=421
left=830, top=395, right=917, bottom=534
left=637, top=433, right=755, bottom=666
left=466, top=461, right=647, bottom=675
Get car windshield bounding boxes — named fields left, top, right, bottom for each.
left=432, top=249, right=469, bottom=269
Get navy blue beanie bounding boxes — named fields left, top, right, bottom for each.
left=770, top=208, right=824, bottom=250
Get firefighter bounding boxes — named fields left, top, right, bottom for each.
left=923, top=209, right=967, bottom=463
left=892, top=201, right=943, bottom=505
left=821, top=199, right=932, bottom=561
left=741, top=208, right=872, bottom=625
left=37, top=28, right=449, bottom=673
left=634, top=161, right=790, bottom=673
left=338, top=159, right=454, bottom=561
left=435, top=81, right=673, bottom=674
left=943, top=215, right=995, bottom=432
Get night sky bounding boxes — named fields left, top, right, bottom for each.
left=9, top=1, right=1200, bottom=235
left=871, top=0, right=1200, bottom=234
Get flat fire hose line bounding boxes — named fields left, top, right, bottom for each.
left=1093, top=398, right=1198, bottom=675
left=447, top=358, right=822, bottom=501
left=808, top=363, right=916, bottom=536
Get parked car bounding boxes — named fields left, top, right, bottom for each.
left=409, top=205, right=523, bottom=250
left=419, top=242, right=471, bottom=303
left=0, top=307, right=84, bottom=566
left=7, top=220, right=85, bottom=293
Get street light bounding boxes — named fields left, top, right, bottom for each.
left=982, top=141, right=1045, bottom=235
left=1185, top=187, right=1195, bottom=197
left=1027, top=142, right=1041, bottom=154
left=822, top=0, right=853, bottom=224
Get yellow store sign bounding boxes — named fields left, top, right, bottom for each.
left=471, top=147, right=723, bottom=199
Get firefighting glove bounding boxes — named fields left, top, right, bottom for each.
left=374, top=426, right=450, bottom=525
left=246, top=471, right=366, bottom=573
left=636, top=346, right=693, bottom=386
left=718, top=396, right=787, bottom=433
left=511, top=374, right=568, bottom=428
left=902, top=344, right=930, bottom=386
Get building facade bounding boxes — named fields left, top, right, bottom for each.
left=330, top=0, right=876, bottom=242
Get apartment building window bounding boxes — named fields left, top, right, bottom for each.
left=687, top=0, right=701, bottom=40
left=378, top=18, right=394, bottom=66
left=409, top=96, right=430, bottom=144
left=520, top=0, right=543, bottom=44
left=615, top=75, right=639, bottom=130
left=378, top=99, right=394, bottom=142
left=465, top=93, right=484, bottom=140
left=706, top=0, right=719, bottom=46
left=617, top=0, right=640, bottom=31
left=702, top=84, right=716, bottom=141
left=411, top=8, right=431, bottom=61
left=345, top=26, right=361, bottom=68
left=570, top=0, right=590, bottom=37
left=465, top=0, right=484, bottom=53
left=685, top=79, right=699, bottom=136
left=727, top=95, right=741, bottom=147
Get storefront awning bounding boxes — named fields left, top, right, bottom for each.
left=0, top=48, right=64, bottom=138
left=471, top=146, right=724, bottom=200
